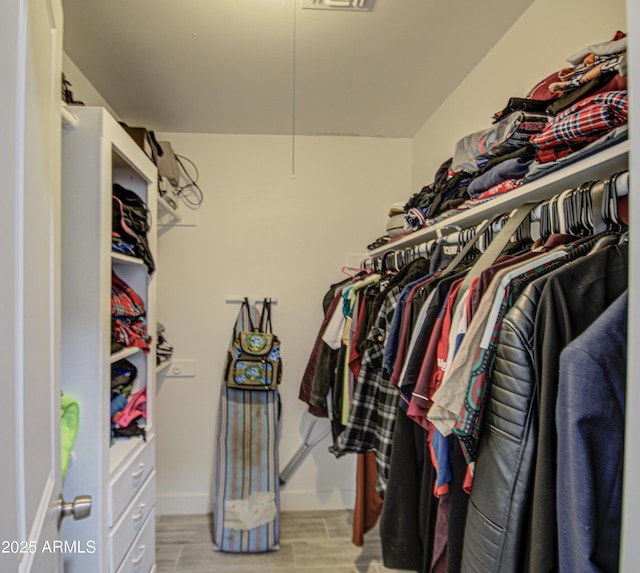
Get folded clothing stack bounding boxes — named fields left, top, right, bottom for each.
left=362, top=31, right=629, bottom=247
left=386, top=202, right=408, bottom=238
left=110, top=358, right=146, bottom=441
left=452, top=111, right=548, bottom=174
left=111, top=271, right=152, bottom=354
left=156, top=322, right=174, bottom=366
left=530, top=90, right=628, bottom=164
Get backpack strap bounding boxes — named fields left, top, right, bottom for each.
left=259, top=298, right=273, bottom=334
left=232, top=298, right=256, bottom=341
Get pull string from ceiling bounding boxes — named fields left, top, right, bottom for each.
left=291, top=0, right=298, bottom=179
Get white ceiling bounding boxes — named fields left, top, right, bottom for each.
left=62, top=0, right=534, bottom=138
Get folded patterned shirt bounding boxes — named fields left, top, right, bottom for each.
left=530, top=90, right=627, bottom=151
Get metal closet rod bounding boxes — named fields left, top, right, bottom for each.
left=225, top=297, right=278, bottom=305
left=362, top=170, right=629, bottom=270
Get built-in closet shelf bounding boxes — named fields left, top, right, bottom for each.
left=369, top=139, right=630, bottom=257
left=112, top=252, right=146, bottom=266
left=110, top=347, right=141, bottom=363
left=157, top=177, right=183, bottom=232
left=156, top=360, right=172, bottom=375
left=158, top=194, right=181, bottom=222
left=62, top=105, right=158, bottom=573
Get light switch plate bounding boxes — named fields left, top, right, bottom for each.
left=301, top=0, right=374, bottom=11
left=166, top=360, right=197, bottom=378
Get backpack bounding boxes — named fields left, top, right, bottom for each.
left=224, top=298, right=282, bottom=390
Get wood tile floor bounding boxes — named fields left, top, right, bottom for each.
left=156, top=510, right=407, bottom=573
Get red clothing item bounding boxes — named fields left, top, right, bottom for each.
left=352, top=452, right=383, bottom=547
left=406, top=280, right=463, bottom=430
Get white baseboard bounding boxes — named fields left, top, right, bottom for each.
left=156, top=493, right=211, bottom=515
left=280, top=489, right=355, bottom=511
left=155, top=489, right=356, bottom=516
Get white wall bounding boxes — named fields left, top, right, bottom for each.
left=411, top=0, right=628, bottom=191
left=154, top=133, right=411, bottom=513
left=62, top=52, right=120, bottom=119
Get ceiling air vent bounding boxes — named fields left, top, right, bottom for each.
left=301, top=0, right=374, bottom=11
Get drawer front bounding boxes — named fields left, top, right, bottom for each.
left=115, top=508, right=156, bottom=573
left=110, top=471, right=156, bottom=571
left=109, top=435, right=155, bottom=526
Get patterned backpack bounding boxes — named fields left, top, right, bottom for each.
left=224, top=298, right=281, bottom=390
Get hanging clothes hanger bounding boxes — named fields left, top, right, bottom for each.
left=455, top=203, right=539, bottom=299
left=606, top=175, right=620, bottom=228
left=564, top=188, right=580, bottom=236
left=589, top=179, right=609, bottom=234
left=556, top=189, right=573, bottom=235
left=341, top=265, right=373, bottom=279
left=603, top=172, right=628, bottom=230
left=381, top=250, right=398, bottom=274
left=436, top=218, right=493, bottom=280
left=550, top=194, right=562, bottom=235
left=539, top=199, right=551, bottom=240
left=515, top=212, right=533, bottom=248
left=581, top=183, right=594, bottom=233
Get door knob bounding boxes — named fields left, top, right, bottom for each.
left=57, top=494, right=92, bottom=530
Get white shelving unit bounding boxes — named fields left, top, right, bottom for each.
left=61, top=106, right=157, bottom=573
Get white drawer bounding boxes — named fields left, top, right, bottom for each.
left=115, top=508, right=156, bottom=573
left=109, top=435, right=155, bottom=526
left=109, top=470, right=156, bottom=572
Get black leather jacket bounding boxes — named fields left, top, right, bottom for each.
left=460, top=278, right=546, bottom=573
left=461, top=238, right=627, bottom=573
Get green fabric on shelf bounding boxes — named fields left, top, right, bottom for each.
left=61, top=395, right=79, bottom=483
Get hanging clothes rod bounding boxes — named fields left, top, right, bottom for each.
left=530, top=170, right=629, bottom=221
left=362, top=170, right=629, bottom=271
left=359, top=216, right=507, bottom=271
left=225, top=297, right=278, bottom=305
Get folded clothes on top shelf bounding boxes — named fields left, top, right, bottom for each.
left=530, top=90, right=628, bottom=164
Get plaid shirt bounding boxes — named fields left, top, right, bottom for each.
left=112, top=272, right=151, bottom=353
left=530, top=90, right=627, bottom=151
left=534, top=142, right=585, bottom=164
left=112, top=317, right=152, bottom=353
left=112, top=272, right=146, bottom=318
left=331, top=285, right=401, bottom=496
left=331, top=258, right=430, bottom=496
